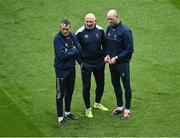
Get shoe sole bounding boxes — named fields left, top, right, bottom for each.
left=94, top=107, right=108, bottom=111
left=85, top=115, right=93, bottom=118
left=65, top=117, right=80, bottom=120
left=110, top=112, right=123, bottom=116
left=121, top=116, right=129, bottom=120
left=59, top=122, right=67, bottom=127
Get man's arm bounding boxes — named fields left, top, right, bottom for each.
left=101, top=30, right=106, bottom=57
left=116, top=30, right=134, bottom=59
left=54, top=36, right=78, bottom=60
left=74, top=32, right=83, bottom=64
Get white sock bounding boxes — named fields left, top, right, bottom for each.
left=124, top=109, right=130, bottom=113
left=86, top=107, right=91, bottom=111
left=94, top=102, right=100, bottom=105
left=64, top=111, right=70, bottom=116
left=117, top=106, right=123, bottom=111
left=58, top=117, right=64, bottom=122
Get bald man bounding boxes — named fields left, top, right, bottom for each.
left=104, top=9, right=134, bottom=119
left=76, top=13, right=108, bottom=118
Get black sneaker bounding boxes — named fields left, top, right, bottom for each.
left=110, top=109, right=123, bottom=115
left=59, top=118, right=67, bottom=127
left=65, top=113, right=80, bottom=120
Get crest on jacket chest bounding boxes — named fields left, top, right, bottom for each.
left=96, top=33, right=99, bottom=38
left=108, top=32, right=110, bottom=37
left=84, top=34, right=88, bottom=38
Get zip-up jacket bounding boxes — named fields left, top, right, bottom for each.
left=53, top=32, right=81, bottom=70
left=76, top=25, right=106, bottom=67
left=106, top=22, right=134, bottom=63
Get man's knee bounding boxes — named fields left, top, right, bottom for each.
left=96, top=80, right=104, bottom=88
left=111, top=79, right=119, bottom=88
left=56, top=92, right=64, bottom=100
left=83, top=84, right=90, bottom=92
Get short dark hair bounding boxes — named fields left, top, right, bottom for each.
left=60, top=19, right=71, bottom=27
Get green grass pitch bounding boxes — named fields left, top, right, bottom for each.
left=0, top=0, right=180, bottom=136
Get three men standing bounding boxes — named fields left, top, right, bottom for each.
left=53, top=9, right=134, bottom=125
